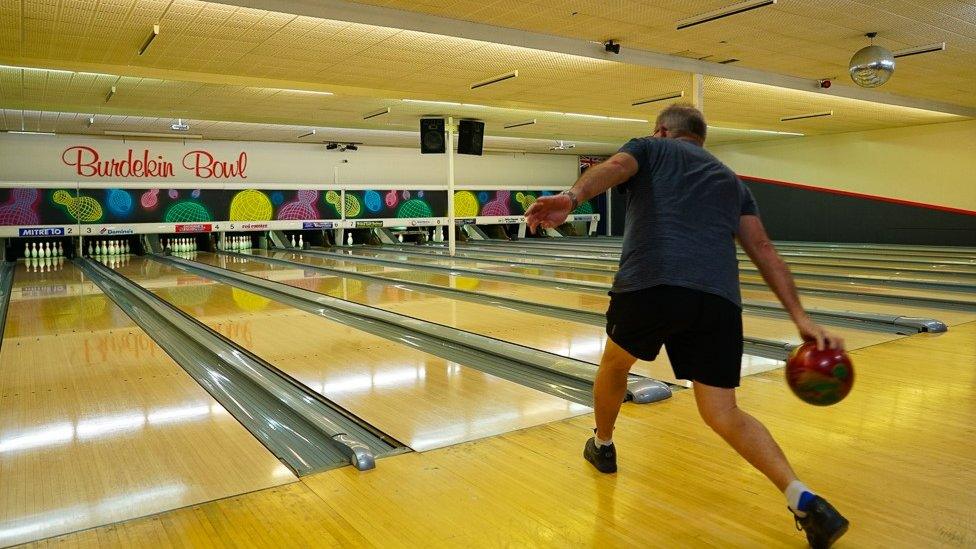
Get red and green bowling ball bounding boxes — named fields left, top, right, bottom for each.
left=786, top=342, right=855, bottom=406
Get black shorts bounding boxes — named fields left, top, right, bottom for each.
left=606, top=285, right=743, bottom=388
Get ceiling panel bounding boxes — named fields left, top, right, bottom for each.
left=0, top=0, right=970, bottom=151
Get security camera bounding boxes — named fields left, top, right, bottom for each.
left=604, top=40, right=620, bottom=54
left=818, top=79, right=832, bottom=89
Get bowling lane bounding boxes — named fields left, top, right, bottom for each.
left=0, top=262, right=295, bottom=546
left=269, top=250, right=910, bottom=352
left=331, top=246, right=614, bottom=284
left=321, top=246, right=976, bottom=309
left=374, top=244, right=976, bottom=277
left=431, top=245, right=976, bottom=285
left=111, top=256, right=589, bottom=451
left=197, top=251, right=709, bottom=384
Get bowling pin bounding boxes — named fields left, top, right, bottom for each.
left=123, top=240, right=129, bottom=254
left=25, top=242, right=32, bottom=259
left=298, top=234, right=303, bottom=249
left=56, top=241, right=63, bottom=257
left=87, top=241, right=94, bottom=257
left=41, top=242, right=48, bottom=258
left=397, top=234, right=404, bottom=243
left=346, top=233, right=353, bottom=246
left=290, top=234, right=296, bottom=248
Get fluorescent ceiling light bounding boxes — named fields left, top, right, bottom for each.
left=549, top=111, right=647, bottom=123
left=104, top=130, right=203, bottom=139
left=276, top=88, right=334, bottom=96
left=363, top=107, right=390, bottom=120
left=3, top=131, right=56, bottom=136
left=676, top=0, right=777, bottom=30
left=780, top=111, right=833, bottom=122
left=632, top=91, right=685, bottom=106
left=892, top=42, right=946, bottom=59
left=0, top=64, right=113, bottom=78
left=471, top=70, right=519, bottom=90
left=711, top=125, right=804, bottom=136
left=138, top=24, right=160, bottom=56
left=504, top=119, right=537, bottom=129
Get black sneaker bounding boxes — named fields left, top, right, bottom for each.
left=792, top=496, right=849, bottom=548
left=583, top=437, right=617, bottom=473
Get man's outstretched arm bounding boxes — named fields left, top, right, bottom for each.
left=525, top=152, right=638, bottom=232
left=738, top=214, right=845, bottom=350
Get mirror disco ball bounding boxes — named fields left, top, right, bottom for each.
left=849, top=45, right=895, bottom=87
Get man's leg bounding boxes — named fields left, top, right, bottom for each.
left=692, top=381, right=797, bottom=490
left=593, top=338, right=638, bottom=441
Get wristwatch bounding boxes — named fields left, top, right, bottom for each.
left=561, top=190, right=580, bottom=210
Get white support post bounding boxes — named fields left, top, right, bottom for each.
left=692, top=73, right=704, bottom=111
left=447, top=116, right=456, bottom=257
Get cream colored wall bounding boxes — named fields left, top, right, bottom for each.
left=709, top=119, right=976, bottom=212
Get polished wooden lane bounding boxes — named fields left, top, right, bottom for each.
left=203, top=251, right=785, bottom=385
left=0, top=262, right=295, bottom=546
left=335, top=246, right=976, bottom=286
left=36, top=322, right=976, bottom=547
left=111, top=256, right=589, bottom=452
left=257, top=250, right=908, bottom=351
left=394, top=244, right=976, bottom=277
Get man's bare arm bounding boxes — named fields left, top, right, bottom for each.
left=567, top=152, right=639, bottom=203
left=738, top=215, right=844, bottom=350
left=525, top=152, right=638, bottom=231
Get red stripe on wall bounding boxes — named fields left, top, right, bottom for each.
left=740, top=175, right=976, bottom=217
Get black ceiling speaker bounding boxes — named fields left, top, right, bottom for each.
left=420, top=118, right=445, bottom=154
left=457, top=119, right=484, bottom=156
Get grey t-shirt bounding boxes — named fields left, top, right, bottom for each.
left=613, top=137, right=759, bottom=307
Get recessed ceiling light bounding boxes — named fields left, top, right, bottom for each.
left=892, top=42, right=946, bottom=59
left=780, top=111, right=833, bottom=122
left=676, top=0, right=777, bottom=30
left=363, top=107, right=390, bottom=120
left=470, top=70, right=519, bottom=90
left=138, top=24, right=160, bottom=56
left=631, top=91, right=685, bottom=106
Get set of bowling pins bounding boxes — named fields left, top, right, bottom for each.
left=88, top=239, right=129, bottom=256
left=26, top=256, right=63, bottom=273
left=289, top=234, right=304, bottom=249
left=24, top=241, right=63, bottom=259
left=430, top=227, right=447, bottom=242
left=162, top=238, right=196, bottom=253
left=221, top=236, right=252, bottom=251
left=94, top=255, right=130, bottom=269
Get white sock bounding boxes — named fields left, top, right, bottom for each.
left=785, top=480, right=815, bottom=517
left=594, top=434, right=613, bottom=448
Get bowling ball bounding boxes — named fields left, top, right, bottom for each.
left=785, top=342, right=854, bottom=406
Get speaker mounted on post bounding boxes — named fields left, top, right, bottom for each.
left=457, top=119, right=484, bottom=156
left=420, top=118, right=445, bottom=154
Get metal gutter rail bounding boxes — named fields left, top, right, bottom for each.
left=295, top=247, right=950, bottom=335
left=155, top=253, right=672, bottom=406
left=0, top=262, right=14, bottom=351
left=77, top=257, right=390, bottom=473
left=256, top=250, right=798, bottom=360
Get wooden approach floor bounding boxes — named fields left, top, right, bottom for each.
left=27, top=321, right=976, bottom=548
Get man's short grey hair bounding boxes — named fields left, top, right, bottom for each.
left=655, top=103, right=707, bottom=141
